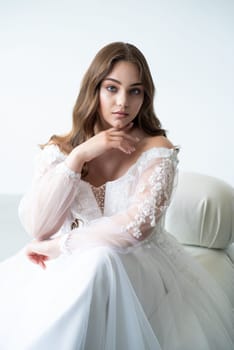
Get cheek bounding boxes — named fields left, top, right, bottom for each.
left=99, top=91, right=111, bottom=110
left=134, top=96, right=144, bottom=112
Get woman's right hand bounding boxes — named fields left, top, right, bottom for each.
left=25, top=237, right=61, bottom=269
left=65, top=123, right=140, bottom=173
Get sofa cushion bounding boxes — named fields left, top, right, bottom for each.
left=184, top=245, right=234, bottom=308
left=166, top=172, right=234, bottom=249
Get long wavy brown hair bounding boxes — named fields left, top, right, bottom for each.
left=47, top=42, right=166, bottom=154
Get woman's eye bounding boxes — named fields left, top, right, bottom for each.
left=106, top=85, right=117, bottom=92
left=130, top=88, right=142, bottom=95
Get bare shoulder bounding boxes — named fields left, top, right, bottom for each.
left=142, top=135, right=175, bottom=151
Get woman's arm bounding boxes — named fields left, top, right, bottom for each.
left=26, top=149, right=178, bottom=268
left=18, top=145, right=81, bottom=239
left=20, top=125, right=139, bottom=240
left=66, top=151, right=178, bottom=250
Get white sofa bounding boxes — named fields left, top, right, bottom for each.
left=0, top=172, right=233, bottom=307
left=165, top=172, right=234, bottom=308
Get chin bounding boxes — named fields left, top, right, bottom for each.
left=114, top=120, right=130, bottom=129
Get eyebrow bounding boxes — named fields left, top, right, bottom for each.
left=104, top=78, right=143, bottom=86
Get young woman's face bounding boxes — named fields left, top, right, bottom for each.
left=98, top=61, right=144, bottom=130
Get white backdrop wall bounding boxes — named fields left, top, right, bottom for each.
left=0, top=0, right=233, bottom=194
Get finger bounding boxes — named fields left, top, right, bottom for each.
left=38, top=259, right=47, bottom=270
left=27, top=253, right=39, bottom=264
left=118, top=146, right=135, bottom=154
left=27, top=253, right=48, bottom=267
left=35, top=253, right=47, bottom=265
left=108, top=137, right=139, bottom=154
left=114, top=141, right=136, bottom=154
left=109, top=133, right=140, bottom=144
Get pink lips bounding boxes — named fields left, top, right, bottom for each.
left=112, top=111, right=129, bottom=118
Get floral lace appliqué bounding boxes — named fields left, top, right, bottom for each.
left=123, top=156, right=176, bottom=240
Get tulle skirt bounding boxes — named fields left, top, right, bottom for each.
left=0, top=231, right=233, bottom=350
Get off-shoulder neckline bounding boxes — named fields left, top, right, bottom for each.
left=82, top=146, right=179, bottom=189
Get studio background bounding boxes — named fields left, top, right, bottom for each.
left=1, top=0, right=233, bottom=195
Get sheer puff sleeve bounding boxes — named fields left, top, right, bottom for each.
left=61, top=148, right=179, bottom=254
left=18, top=145, right=81, bottom=239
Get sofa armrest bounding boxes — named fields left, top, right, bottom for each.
left=166, top=172, right=234, bottom=249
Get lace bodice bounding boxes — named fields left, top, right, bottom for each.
left=19, top=144, right=179, bottom=251
left=91, top=184, right=106, bottom=214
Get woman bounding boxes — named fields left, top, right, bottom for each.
left=0, top=42, right=233, bottom=350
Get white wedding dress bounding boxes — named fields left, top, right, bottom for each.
left=0, top=145, right=233, bottom=350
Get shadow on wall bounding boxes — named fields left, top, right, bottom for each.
left=0, top=194, right=30, bottom=261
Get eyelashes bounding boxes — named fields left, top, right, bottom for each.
left=129, top=88, right=142, bottom=95
left=105, top=85, right=143, bottom=95
left=107, top=85, right=117, bottom=93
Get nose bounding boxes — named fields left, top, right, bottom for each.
left=116, top=91, right=129, bottom=108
